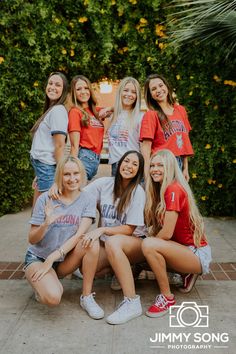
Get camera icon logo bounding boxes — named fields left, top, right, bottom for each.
left=169, top=302, right=209, bottom=328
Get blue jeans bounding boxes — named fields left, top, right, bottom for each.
left=79, top=148, right=100, bottom=180
left=30, top=156, right=56, bottom=192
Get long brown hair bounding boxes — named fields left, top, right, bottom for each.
left=144, top=74, right=175, bottom=132
left=113, top=151, right=144, bottom=217
left=70, top=75, right=98, bottom=127
left=31, top=72, right=68, bottom=135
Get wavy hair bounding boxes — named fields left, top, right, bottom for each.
left=145, top=149, right=205, bottom=247
left=114, top=150, right=144, bottom=216
left=55, top=155, right=87, bottom=192
left=144, top=74, right=175, bottom=133
left=31, top=72, right=68, bottom=135
left=111, top=77, right=141, bottom=130
left=70, top=75, right=98, bottom=127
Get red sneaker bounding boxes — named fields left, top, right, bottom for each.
left=146, top=294, right=176, bottom=318
left=179, top=273, right=199, bottom=293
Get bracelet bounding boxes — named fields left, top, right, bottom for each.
left=58, top=247, right=65, bottom=258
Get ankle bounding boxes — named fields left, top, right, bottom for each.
left=124, top=295, right=139, bottom=301
left=82, top=292, right=92, bottom=297
left=163, top=293, right=174, bottom=300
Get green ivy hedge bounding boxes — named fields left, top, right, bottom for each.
left=0, top=0, right=235, bottom=216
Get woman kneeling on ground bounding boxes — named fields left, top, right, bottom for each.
left=24, top=156, right=105, bottom=319
left=142, top=149, right=212, bottom=318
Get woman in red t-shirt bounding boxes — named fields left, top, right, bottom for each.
left=142, top=149, right=212, bottom=318
left=68, top=75, right=109, bottom=180
left=140, top=74, right=193, bottom=181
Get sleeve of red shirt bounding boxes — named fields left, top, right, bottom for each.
left=139, top=110, right=157, bottom=142
left=68, top=108, right=82, bottom=133
left=165, top=184, right=182, bottom=212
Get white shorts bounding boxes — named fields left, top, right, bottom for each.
left=188, top=244, right=212, bottom=274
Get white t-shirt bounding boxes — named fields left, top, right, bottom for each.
left=30, top=105, right=68, bottom=165
left=107, top=111, right=144, bottom=164
left=84, top=177, right=146, bottom=239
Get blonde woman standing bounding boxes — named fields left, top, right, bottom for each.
left=142, top=149, right=211, bottom=318
left=106, top=77, right=144, bottom=176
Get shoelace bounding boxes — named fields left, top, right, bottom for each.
left=116, top=298, right=129, bottom=313
left=155, top=294, right=168, bottom=308
left=86, top=292, right=97, bottom=304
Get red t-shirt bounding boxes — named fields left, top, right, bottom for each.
left=140, top=104, right=194, bottom=156
left=165, top=181, right=207, bottom=247
left=68, top=107, right=104, bottom=154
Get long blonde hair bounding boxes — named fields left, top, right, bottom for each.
left=110, top=77, right=141, bottom=130
left=55, top=155, right=87, bottom=192
left=145, top=149, right=205, bottom=247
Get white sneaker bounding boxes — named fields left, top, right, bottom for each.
left=106, top=295, right=142, bottom=325
left=110, top=275, right=121, bottom=291
left=73, top=268, right=83, bottom=279
left=80, top=293, right=104, bottom=319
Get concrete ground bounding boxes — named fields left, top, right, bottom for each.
left=0, top=164, right=236, bottom=354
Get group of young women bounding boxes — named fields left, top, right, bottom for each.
left=25, top=71, right=212, bottom=325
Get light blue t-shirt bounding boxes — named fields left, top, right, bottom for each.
left=28, top=190, right=96, bottom=260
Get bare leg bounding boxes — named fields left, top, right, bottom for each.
left=25, top=262, right=63, bottom=306
left=32, top=189, right=42, bottom=209
left=57, top=239, right=100, bottom=296
left=105, top=235, right=145, bottom=298
left=95, top=243, right=111, bottom=276
left=81, top=241, right=100, bottom=295
left=142, top=238, right=202, bottom=297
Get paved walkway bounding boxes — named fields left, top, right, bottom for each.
left=0, top=164, right=236, bottom=354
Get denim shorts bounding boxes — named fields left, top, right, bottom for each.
left=176, top=156, right=184, bottom=170
left=188, top=244, right=212, bottom=274
left=79, top=148, right=100, bottom=181
left=24, top=249, right=59, bottom=271
left=30, top=156, right=56, bottom=192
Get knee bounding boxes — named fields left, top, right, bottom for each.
left=90, top=240, right=100, bottom=255
left=142, top=237, right=165, bottom=256
left=41, top=288, right=63, bottom=307
left=142, top=238, right=154, bottom=256
left=105, top=238, right=121, bottom=257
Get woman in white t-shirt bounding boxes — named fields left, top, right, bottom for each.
left=30, top=72, right=69, bottom=205
left=83, top=150, right=147, bottom=324
left=105, top=77, right=144, bottom=176
left=24, top=156, right=106, bottom=319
